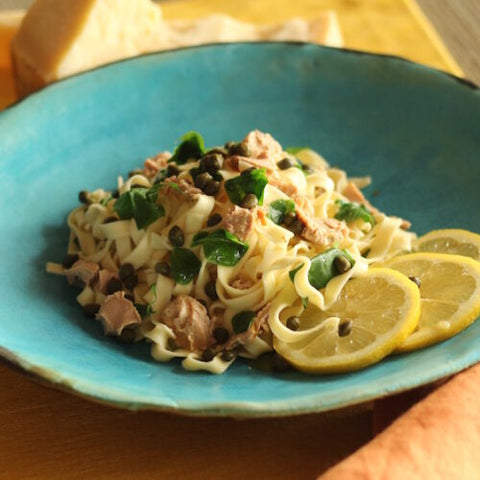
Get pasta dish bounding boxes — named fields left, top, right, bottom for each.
left=48, top=130, right=470, bottom=374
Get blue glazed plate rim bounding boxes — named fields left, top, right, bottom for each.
left=2, top=42, right=478, bottom=119
left=1, top=341, right=476, bottom=417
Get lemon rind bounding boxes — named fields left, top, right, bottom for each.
left=387, top=252, right=480, bottom=352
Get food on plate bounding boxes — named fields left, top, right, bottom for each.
left=386, top=253, right=480, bottom=352
left=11, top=0, right=342, bottom=97
left=46, top=130, right=480, bottom=373
left=414, top=229, right=480, bottom=260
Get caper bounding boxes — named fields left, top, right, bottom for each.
left=213, top=327, right=230, bottom=345
left=103, top=216, right=118, bottom=224
left=206, top=147, right=228, bottom=157
left=194, top=172, right=212, bottom=189
left=167, top=338, right=178, bottom=351
left=119, top=263, right=135, bottom=281
left=200, top=153, right=223, bottom=173
left=338, top=320, right=353, bottom=337
left=203, top=180, right=221, bottom=196
left=106, top=278, right=123, bottom=295
left=123, top=274, right=138, bottom=290
left=283, top=212, right=297, bottom=227
left=220, top=350, right=236, bottom=362
left=71, top=276, right=86, bottom=290
left=125, top=293, right=135, bottom=303
left=118, top=328, right=136, bottom=344
left=228, top=142, right=251, bottom=157
left=155, top=261, right=171, bottom=277
left=286, top=316, right=300, bottom=331
left=168, top=225, right=184, bottom=247
left=206, top=213, right=222, bottom=227
left=241, top=167, right=256, bottom=175
left=78, top=190, right=89, bottom=204
left=166, top=164, right=180, bottom=177
left=289, top=219, right=305, bottom=235
left=62, top=253, right=79, bottom=269
left=277, top=158, right=295, bottom=170
left=205, top=280, right=218, bottom=300
left=202, top=348, right=216, bottom=362
left=301, top=163, right=314, bottom=174
left=334, top=255, right=352, bottom=274
left=83, top=303, right=100, bottom=318
left=409, top=276, right=422, bottom=288
left=112, top=189, right=120, bottom=199
left=240, top=193, right=258, bottom=209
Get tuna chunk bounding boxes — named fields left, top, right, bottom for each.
left=224, top=130, right=284, bottom=172
left=224, top=154, right=276, bottom=173
left=65, top=259, right=99, bottom=289
left=221, top=206, right=254, bottom=241
left=160, top=295, right=214, bottom=352
left=96, top=269, right=119, bottom=294
left=96, top=291, right=141, bottom=336
left=243, top=130, right=283, bottom=162
left=296, top=209, right=348, bottom=247
left=163, top=177, right=202, bottom=201
left=142, top=151, right=171, bottom=179
left=269, top=177, right=299, bottom=197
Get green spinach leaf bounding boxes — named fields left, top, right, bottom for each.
left=290, top=248, right=355, bottom=290
left=170, top=131, right=205, bottom=165
left=268, top=199, right=296, bottom=225
left=232, top=311, right=256, bottom=334
left=192, top=229, right=248, bottom=266
left=170, top=248, right=201, bottom=285
left=114, top=188, right=165, bottom=230
left=334, top=200, right=375, bottom=225
left=224, top=168, right=268, bottom=206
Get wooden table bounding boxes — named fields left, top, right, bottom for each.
left=0, top=1, right=476, bottom=479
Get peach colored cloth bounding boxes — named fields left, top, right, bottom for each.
left=319, top=363, right=480, bottom=479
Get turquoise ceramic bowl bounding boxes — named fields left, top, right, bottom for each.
left=1, top=43, right=479, bottom=416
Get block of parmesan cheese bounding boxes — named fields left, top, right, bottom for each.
left=11, top=0, right=342, bottom=98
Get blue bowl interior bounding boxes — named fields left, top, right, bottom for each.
left=0, top=43, right=479, bottom=415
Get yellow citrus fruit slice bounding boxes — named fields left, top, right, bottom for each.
left=273, top=268, right=421, bottom=373
left=415, top=229, right=480, bottom=260
left=386, top=252, right=480, bottom=352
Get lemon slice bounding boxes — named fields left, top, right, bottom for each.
left=415, top=229, right=480, bottom=260
left=273, top=268, right=421, bottom=373
left=386, top=252, right=480, bottom=352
